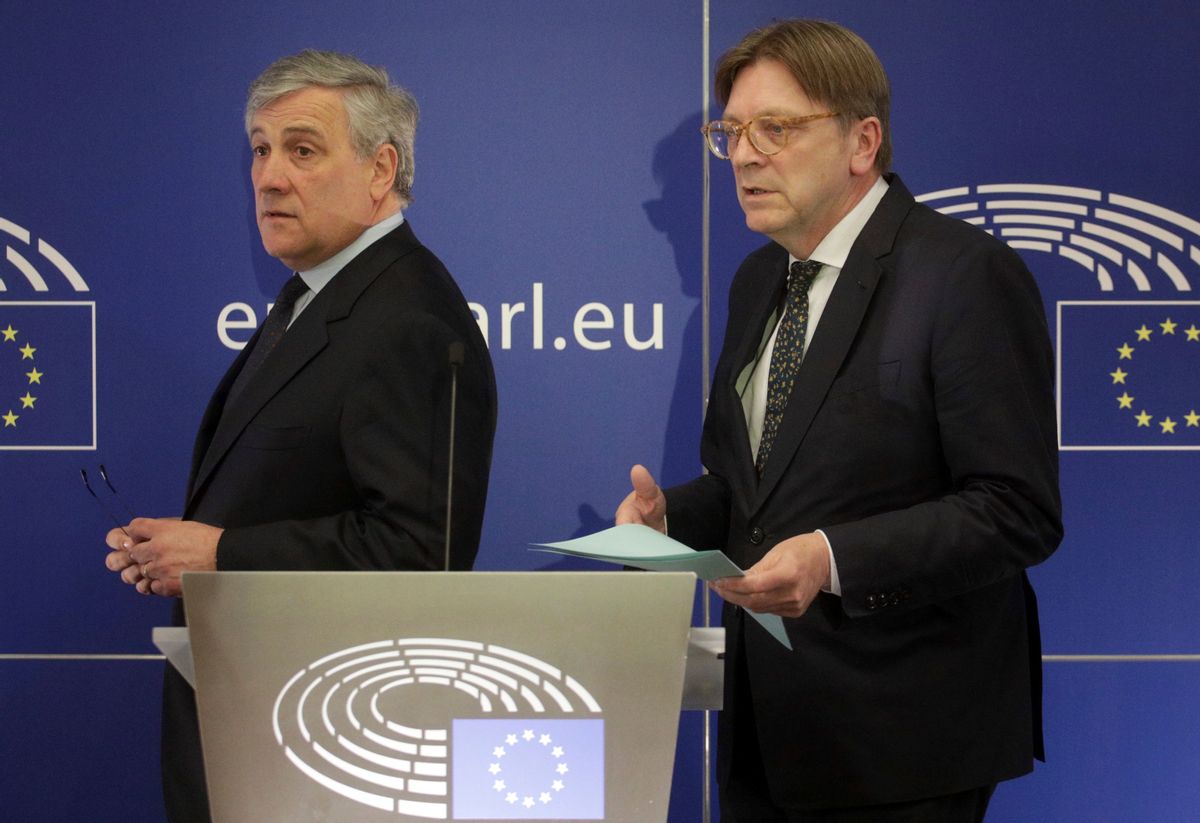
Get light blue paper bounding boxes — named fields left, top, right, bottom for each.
left=531, top=524, right=792, bottom=650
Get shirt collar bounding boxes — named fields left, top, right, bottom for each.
left=296, top=210, right=406, bottom=294
left=793, top=175, right=889, bottom=271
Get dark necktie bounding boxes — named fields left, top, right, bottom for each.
left=225, top=274, right=309, bottom=405
left=755, top=259, right=821, bottom=476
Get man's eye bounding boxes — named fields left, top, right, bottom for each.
left=295, top=146, right=314, bottom=158
left=251, top=145, right=268, bottom=157
left=760, top=120, right=786, bottom=137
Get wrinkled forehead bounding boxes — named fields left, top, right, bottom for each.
left=249, top=86, right=349, bottom=139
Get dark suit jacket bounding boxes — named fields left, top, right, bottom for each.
left=161, top=221, right=497, bottom=822
left=667, top=176, right=1062, bottom=810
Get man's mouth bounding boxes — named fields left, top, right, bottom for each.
left=261, top=209, right=296, bottom=219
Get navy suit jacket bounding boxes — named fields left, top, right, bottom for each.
left=162, top=221, right=496, bottom=822
left=667, top=175, right=1062, bottom=810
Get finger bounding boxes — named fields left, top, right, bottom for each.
left=713, top=568, right=771, bottom=595
left=121, top=563, right=144, bottom=585
left=126, top=517, right=159, bottom=539
left=135, top=576, right=153, bottom=595
left=105, top=527, right=132, bottom=551
left=105, top=550, right=135, bottom=572
left=709, top=581, right=756, bottom=609
left=151, top=577, right=181, bottom=598
left=614, top=492, right=645, bottom=526
left=126, top=542, right=149, bottom=565
left=629, top=464, right=660, bottom=501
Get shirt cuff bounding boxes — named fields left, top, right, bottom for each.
left=815, top=528, right=841, bottom=596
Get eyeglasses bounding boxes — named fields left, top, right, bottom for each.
left=701, top=112, right=839, bottom=160
left=81, top=464, right=135, bottom=536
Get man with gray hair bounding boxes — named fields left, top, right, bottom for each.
left=104, top=50, right=496, bottom=821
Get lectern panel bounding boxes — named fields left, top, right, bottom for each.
left=183, top=571, right=695, bottom=823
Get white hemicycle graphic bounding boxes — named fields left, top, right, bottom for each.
left=272, top=637, right=602, bottom=819
left=916, top=183, right=1198, bottom=292
left=0, top=216, right=89, bottom=292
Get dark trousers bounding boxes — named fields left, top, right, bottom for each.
left=720, top=620, right=995, bottom=823
left=722, top=784, right=995, bottom=823
left=161, top=663, right=211, bottom=823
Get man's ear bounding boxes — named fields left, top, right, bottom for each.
left=849, top=117, right=882, bottom=176
left=370, top=143, right=399, bottom=199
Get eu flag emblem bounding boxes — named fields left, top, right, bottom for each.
left=451, top=718, right=604, bottom=819
left=0, top=302, right=95, bottom=450
left=1058, top=301, right=1200, bottom=450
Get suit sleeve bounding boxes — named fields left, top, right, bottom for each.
left=822, top=240, right=1062, bottom=617
left=664, top=473, right=732, bottom=550
left=213, top=310, right=495, bottom=573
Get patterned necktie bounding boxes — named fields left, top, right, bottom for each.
left=755, top=259, right=821, bottom=476
left=225, top=274, right=309, bottom=405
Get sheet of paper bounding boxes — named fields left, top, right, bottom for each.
left=532, top=524, right=792, bottom=650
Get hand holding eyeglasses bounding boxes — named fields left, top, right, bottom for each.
left=104, top=517, right=224, bottom=598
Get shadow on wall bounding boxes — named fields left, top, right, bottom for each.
left=644, top=110, right=761, bottom=491
left=563, top=111, right=759, bottom=546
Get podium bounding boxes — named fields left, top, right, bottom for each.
left=162, top=571, right=723, bottom=822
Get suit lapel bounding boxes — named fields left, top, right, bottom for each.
left=724, top=251, right=789, bottom=516
left=751, top=175, right=914, bottom=513
left=188, top=306, right=329, bottom=502
left=185, top=329, right=259, bottom=499
left=187, top=222, right=421, bottom=508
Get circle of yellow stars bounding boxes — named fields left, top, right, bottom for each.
left=488, top=728, right=569, bottom=810
left=2, top=322, right=44, bottom=429
left=1110, top=316, right=1200, bottom=435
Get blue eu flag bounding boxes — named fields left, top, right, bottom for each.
left=0, top=302, right=94, bottom=450
left=451, top=718, right=604, bottom=820
left=1059, top=301, right=1200, bottom=449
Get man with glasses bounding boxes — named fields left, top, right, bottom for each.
left=103, top=50, right=496, bottom=822
left=616, top=19, right=1061, bottom=822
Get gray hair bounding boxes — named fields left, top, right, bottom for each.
left=245, top=50, right=419, bottom=206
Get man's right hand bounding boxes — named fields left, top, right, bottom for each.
left=614, top=464, right=667, bottom=533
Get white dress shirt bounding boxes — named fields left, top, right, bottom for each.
left=739, top=175, right=889, bottom=595
left=286, top=210, right=407, bottom=327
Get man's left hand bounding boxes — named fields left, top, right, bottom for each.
left=105, top=518, right=223, bottom=598
left=710, top=532, right=830, bottom=618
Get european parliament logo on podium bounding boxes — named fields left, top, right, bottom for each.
left=272, top=637, right=605, bottom=820
left=1, top=214, right=95, bottom=451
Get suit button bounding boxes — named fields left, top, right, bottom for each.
left=866, top=594, right=878, bottom=610
left=749, top=527, right=765, bottom=545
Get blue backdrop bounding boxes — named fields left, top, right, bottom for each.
left=2, top=2, right=1197, bottom=821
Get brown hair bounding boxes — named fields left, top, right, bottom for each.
left=714, top=19, right=891, bottom=172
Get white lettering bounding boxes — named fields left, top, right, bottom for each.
left=501, top=302, right=526, bottom=350
left=532, top=282, right=544, bottom=350
left=574, top=302, right=614, bottom=350
left=623, top=302, right=663, bottom=350
left=217, top=287, right=663, bottom=353
left=218, top=302, right=258, bottom=350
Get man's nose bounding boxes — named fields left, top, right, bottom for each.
left=729, top=130, right=763, bottom=166
left=254, top=153, right=290, bottom=192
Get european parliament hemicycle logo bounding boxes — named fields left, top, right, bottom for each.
left=917, top=183, right=1200, bottom=451
left=273, top=637, right=604, bottom=820
left=1, top=215, right=96, bottom=450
